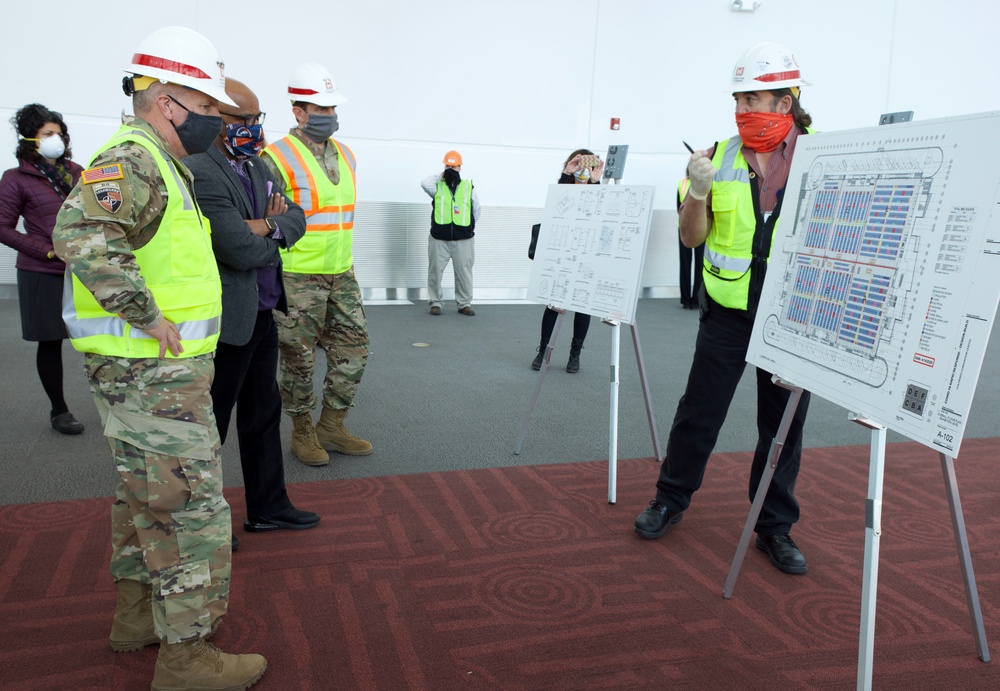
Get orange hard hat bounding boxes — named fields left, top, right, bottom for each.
left=443, top=150, right=463, bottom=167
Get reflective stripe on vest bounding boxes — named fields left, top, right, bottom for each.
left=701, top=137, right=757, bottom=309
left=433, top=179, right=473, bottom=227
left=677, top=178, right=691, bottom=201
left=263, top=136, right=357, bottom=274
left=63, top=126, right=222, bottom=358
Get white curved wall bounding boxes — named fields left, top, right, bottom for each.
left=2, top=0, right=998, bottom=298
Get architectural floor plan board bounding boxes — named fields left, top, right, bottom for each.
left=746, top=111, right=1000, bottom=456
left=527, top=184, right=654, bottom=324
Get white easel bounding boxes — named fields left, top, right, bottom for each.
left=512, top=310, right=662, bottom=504
left=515, top=153, right=660, bottom=503
left=721, top=376, right=990, bottom=691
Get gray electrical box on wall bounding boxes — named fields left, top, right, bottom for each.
left=603, top=145, right=629, bottom=181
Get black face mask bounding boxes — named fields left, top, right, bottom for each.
left=443, top=167, right=461, bottom=192
left=167, top=95, right=223, bottom=156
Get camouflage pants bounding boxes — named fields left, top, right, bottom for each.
left=275, top=268, right=369, bottom=415
left=84, top=352, right=231, bottom=644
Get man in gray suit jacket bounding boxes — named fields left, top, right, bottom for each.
left=187, top=78, right=320, bottom=540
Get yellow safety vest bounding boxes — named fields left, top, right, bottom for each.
left=263, top=135, right=357, bottom=274
left=63, top=126, right=221, bottom=359
left=433, top=179, right=473, bottom=227
left=703, top=129, right=812, bottom=312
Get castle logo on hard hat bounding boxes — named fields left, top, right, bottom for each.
left=324, top=78, right=333, bottom=91
left=93, top=182, right=123, bottom=214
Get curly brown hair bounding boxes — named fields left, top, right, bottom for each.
left=10, top=103, right=71, bottom=162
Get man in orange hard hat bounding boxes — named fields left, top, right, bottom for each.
left=421, top=149, right=481, bottom=316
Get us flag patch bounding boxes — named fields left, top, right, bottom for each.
left=82, top=164, right=124, bottom=184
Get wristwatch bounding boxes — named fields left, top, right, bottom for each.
left=265, top=217, right=278, bottom=233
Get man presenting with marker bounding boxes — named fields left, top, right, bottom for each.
left=634, top=43, right=815, bottom=575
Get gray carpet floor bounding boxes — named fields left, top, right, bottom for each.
left=2, top=297, right=998, bottom=507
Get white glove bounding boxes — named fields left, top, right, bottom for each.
left=687, top=151, right=715, bottom=200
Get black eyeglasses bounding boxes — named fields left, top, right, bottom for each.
left=220, top=111, right=266, bottom=127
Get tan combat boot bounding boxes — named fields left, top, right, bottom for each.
left=109, top=579, right=159, bottom=652
left=151, top=637, right=266, bottom=691
left=290, top=413, right=330, bottom=466
left=316, top=407, right=373, bottom=456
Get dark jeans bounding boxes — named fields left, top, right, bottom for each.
left=654, top=297, right=810, bottom=535
left=211, top=310, right=292, bottom=517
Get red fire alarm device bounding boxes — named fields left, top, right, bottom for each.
left=610, top=118, right=620, bottom=130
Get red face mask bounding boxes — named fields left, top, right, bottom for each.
left=735, top=111, right=794, bottom=152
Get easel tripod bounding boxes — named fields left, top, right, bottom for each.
left=722, top=375, right=989, bottom=691
left=513, top=308, right=662, bottom=503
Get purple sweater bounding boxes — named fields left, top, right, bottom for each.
left=0, top=158, right=83, bottom=276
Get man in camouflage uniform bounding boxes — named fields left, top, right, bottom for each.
left=52, top=27, right=266, bottom=691
left=261, top=62, right=371, bottom=465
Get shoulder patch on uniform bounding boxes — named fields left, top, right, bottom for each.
left=81, top=164, right=125, bottom=184
left=92, top=182, right=124, bottom=214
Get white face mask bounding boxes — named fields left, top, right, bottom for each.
left=37, top=135, right=66, bottom=160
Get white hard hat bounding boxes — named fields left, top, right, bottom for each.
left=125, top=26, right=236, bottom=106
left=730, top=42, right=811, bottom=93
left=287, top=63, right=347, bottom=107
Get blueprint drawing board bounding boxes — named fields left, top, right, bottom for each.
left=746, top=111, right=1000, bottom=456
left=527, top=184, right=654, bottom=324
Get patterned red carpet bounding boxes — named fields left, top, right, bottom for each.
left=2, top=440, right=998, bottom=690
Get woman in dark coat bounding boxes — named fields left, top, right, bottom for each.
left=0, top=104, right=84, bottom=434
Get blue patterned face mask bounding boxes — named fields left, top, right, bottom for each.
left=223, top=122, right=265, bottom=159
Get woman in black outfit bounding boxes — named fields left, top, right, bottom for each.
left=530, top=149, right=604, bottom=373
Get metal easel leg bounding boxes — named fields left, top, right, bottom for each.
left=722, top=379, right=803, bottom=599
left=856, top=422, right=887, bottom=691
left=608, top=322, right=620, bottom=503
left=513, top=311, right=565, bottom=455
left=630, top=321, right=663, bottom=462
left=940, top=453, right=990, bottom=663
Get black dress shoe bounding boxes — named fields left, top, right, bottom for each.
left=755, top=533, right=808, bottom=574
left=633, top=500, right=684, bottom=539
left=244, top=506, right=321, bottom=532
left=51, top=411, right=84, bottom=435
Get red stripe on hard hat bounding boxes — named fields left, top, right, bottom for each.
left=132, top=53, right=212, bottom=79
left=288, top=87, right=320, bottom=95
left=756, top=69, right=800, bottom=83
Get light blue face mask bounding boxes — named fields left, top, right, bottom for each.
left=301, top=113, right=339, bottom=142
left=573, top=167, right=591, bottom=183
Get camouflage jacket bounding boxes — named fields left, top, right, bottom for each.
left=52, top=115, right=194, bottom=331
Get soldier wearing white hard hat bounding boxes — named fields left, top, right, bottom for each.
left=52, top=25, right=267, bottom=690
left=635, top=42, right=815, bottom=577
left=262, top=63, right=372, bottom=466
